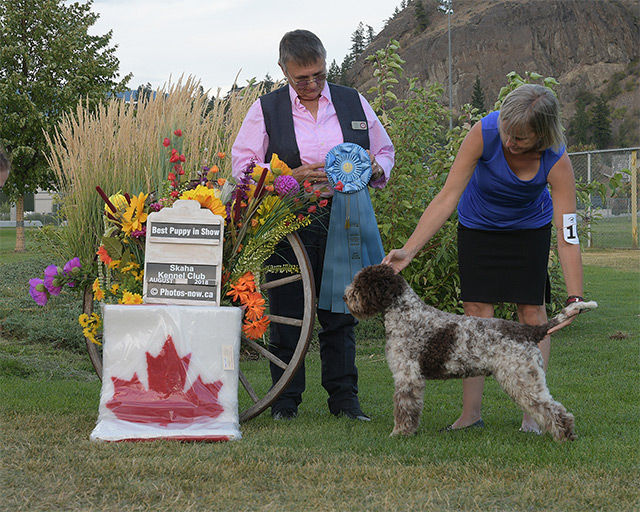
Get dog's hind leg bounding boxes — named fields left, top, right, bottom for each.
left=493, top=361, right=575, bottom=442
left=390, top=362, right=426, bottom=436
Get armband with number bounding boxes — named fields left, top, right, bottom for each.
left=562, top=213, right=580, bottom=245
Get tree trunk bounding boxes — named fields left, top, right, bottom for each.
left=14, top=195, right=25, bottom=252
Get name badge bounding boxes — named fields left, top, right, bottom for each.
left=351, top=121, right=368, bottom=131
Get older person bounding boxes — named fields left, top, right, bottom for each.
left=383, top=84, right=584, bottom=434
left=232, top=29, right=394, bottom=422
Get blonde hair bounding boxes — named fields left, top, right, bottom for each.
left=498, top=84, right=565, bottom=152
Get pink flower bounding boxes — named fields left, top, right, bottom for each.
left=44, top=265, right=62, bottom=296
left=29, top=278, right=49, bottom=306
left=163, top=138, right=171, bottom=147
left=174, top=129, right=182, bottom=137
left=274, top=174, right=299, bottom=197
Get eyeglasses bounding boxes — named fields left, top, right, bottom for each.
left=290, top=73, right=327, bottom=89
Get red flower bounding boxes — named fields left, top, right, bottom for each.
left=314, top=189, right=322, bottom=197
left=174, top=129, right=182, bottom=137
left=334, top=181, right=344, bottom=191
left=179, top=169, right=185, bottom=175
left=163, top=138, right=171, bottom=147
left=168, top=172, right=176, bottom=181
left=307, top=205, right=317, bottom=214
left=319, top=199, right=328, bottom=208
left=180, top=154, right=185, bottom=162
left=170, top=190, right=180, bottom=198
left=170, top=149, right=180, bottom=163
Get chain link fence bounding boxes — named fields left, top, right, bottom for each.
left=569, top=147, right=639, bottom=249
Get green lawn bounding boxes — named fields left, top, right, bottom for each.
left=1, top=239, right=639, bottom=511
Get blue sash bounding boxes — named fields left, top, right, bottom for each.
left=318, top=143, right=385, bottom=313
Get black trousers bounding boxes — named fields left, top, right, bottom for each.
left=266, top=208, right=360, bottom=415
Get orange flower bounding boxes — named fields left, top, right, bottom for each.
left=242, top=316, right=270, bottom=339
left=226, top=272, right=256, bottom=302
left=97, top=245, right=112, bottom=265
left=243, top=292, right=266, bottom=321
left=217, top=152, right=226, bottom=159
left=211, top=165, right=220, bottom=173
left=217, top=178, right=226, bottom=186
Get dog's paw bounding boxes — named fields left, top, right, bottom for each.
left=390, top=428, right=416, bottom=437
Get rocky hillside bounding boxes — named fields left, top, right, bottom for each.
left=348, top=0, right=639, bottom=146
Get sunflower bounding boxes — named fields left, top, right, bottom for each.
left=180, top=185, right=226, bottom=217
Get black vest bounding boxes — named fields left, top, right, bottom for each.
left=260, top=83, right=370, bottom=169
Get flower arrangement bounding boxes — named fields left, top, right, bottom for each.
left=29, top=129, right=327, bottom=343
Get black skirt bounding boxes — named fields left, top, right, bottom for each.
left=457, top=223, right=552, bottom=305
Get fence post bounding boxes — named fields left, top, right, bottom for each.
left=587, top=152, right=592, bottom=248
left=632, top=150, right=637, bottom=250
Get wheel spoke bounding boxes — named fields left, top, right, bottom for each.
left=238, top=370, right=260, bottom=403
left=268, top=314, right=303, bottom=327
left=241, top=337, right=287, bottom=369
left=260, top=273, right=302, bottom=290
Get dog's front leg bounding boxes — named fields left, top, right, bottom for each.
left=390, top=362, right=426, bottom=436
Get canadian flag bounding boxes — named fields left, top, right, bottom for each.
left=91, top=305, right=242, bottom=442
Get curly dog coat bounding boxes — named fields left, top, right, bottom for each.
left=343, top=264, right=597, bottom=440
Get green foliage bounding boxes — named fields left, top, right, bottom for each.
left=0, top=0, right=130, bottom=201
left=591, top=97, right=612, bottom=149
left=470, top=76, right=486, bottom=114
left=415, top=1, right=430, bottom=32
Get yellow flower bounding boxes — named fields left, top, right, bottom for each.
left=110, top=283, right=120, bottom=294
left=180, top=185, right=226, bottom=217
left=254, top=195, right=279, bottom=226
left=107, top=193, right=128, bottom=214
left=92, top=278, right=105, bottom=301
left=120, top=291, right=143, bottom=304
left=269, top=153, right=292, bottom=176
left=78, top=313, right=90, bottom=327
left=121, top=192, right=149, bottom=235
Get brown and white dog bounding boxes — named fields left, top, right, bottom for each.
left=343, top=264, right=597, bottom=441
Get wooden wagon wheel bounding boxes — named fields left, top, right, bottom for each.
left=83, top=231, right=316, bottom=422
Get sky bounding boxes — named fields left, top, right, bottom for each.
left=90, top=0, right=399, bottom=95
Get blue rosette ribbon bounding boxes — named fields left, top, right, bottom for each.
left=318, top=143, right=386, bottom=314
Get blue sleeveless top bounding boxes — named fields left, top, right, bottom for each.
left=457, top=111, right=564, bottom=230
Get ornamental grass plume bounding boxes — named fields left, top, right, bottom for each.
left=45, top=75, right=264, bottom=265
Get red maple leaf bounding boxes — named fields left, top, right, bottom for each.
left=106, top=336, right=224, bottom=425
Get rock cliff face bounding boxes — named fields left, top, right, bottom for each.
left=349, top=0, right=639, bottom=128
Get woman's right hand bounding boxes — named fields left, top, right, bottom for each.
left=382, top=249, right=413, bottom=274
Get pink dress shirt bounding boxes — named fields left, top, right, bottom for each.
left=231, top=82, right=394, bottom=191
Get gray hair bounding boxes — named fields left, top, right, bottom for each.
left=278, top=30, right=326, bottom=71
left=498, top=84, right=565, bottom=152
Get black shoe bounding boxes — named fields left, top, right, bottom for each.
left=440, top=418, right=484, bottom=432
left=272, top=408, right=298, bottom=420
left=335, top=408, right=371, bottom=422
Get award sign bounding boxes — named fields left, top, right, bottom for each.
left=143, top=200, right=224, bottom=306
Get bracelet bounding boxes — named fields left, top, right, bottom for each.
left=565, top=295, right=584, bottom=305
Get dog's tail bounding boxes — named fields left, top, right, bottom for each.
left=546, top=300, right=598, bottom=331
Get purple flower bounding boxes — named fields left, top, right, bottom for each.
left=274, top=174, right=300, bottom=197
left=29, top=278, right=49, bottom=306
left=63, top=257, right=82, bottom=287
left=43, top=265, right=62, bottom=296
left=131, top=227, right=146, bottom=238
left=149, top=202, right=164, bottom=212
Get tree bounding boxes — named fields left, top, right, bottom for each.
left=0, top=0, right=130, bottom=251
left=415, top=1, right=430, bottom=31
left=135, top=83, right=154, bottom=103
left=350, top=22, right=367, bottom=60
left=470, top=76, right=486, bottom=114
left=591, top=96, right=612, bottom=149
left=327, top=59, right=342, bottom=84
left=568, top=98, right=590, bottom=146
